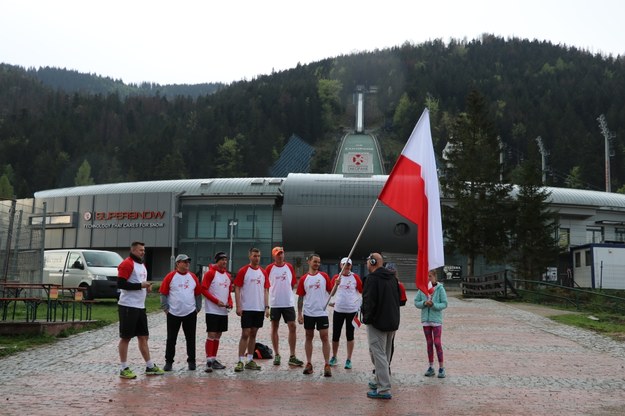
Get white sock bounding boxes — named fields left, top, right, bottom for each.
left=247, top=354, right=254, bottom=362
left=239, top=356, right=246, bottom=363
left=120, top=363, right=128, bottom=371
left=146, top=360, right=154, bottom=368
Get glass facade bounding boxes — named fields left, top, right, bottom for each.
left=178, top=203, right=277, bottom=274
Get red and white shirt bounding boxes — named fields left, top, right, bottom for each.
left=330, top=272, right=363, bottom=313
left=117, top=256, right=148, bottom=309
left=265, top=262, right=297, bottom=308
left=296, top=272, right=332, bottom=317
left=234, top=264, right=269, bottom=312
left=159, top=271, right=201, bottom=317
left=202, top=265, right=233, bottom=316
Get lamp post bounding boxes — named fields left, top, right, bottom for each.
left=228, top=219, right=237, bottom=272
left=170, top=191, right=186, bottom=271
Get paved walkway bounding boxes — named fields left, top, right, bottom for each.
left=1, top=292, right=625, bottom=415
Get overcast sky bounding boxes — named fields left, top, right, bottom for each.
left=2, top=0, right=624, bottom=85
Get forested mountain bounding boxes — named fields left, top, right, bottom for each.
left=1, top=34, right=624, bottom=198
left=28, top=67, right=224, bottom=99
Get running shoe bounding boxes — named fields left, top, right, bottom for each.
left=211, top=360, right=226, bottom=370
left=344, top=359, right=352, bottom=369
left=438, top=368, right=446, bottom=378
left=273, top=354, right=281, bottom=365
left=367, top=390, right=392, bottom=400
left=424, top=366, right=435, bottom=377
left=145, top=364, right=165, bottom=375
left=328, top=356, right=338, bottom=367
left=205, top=361, right=213, bottom=373
left=324, top=364, right=332, bottom=377
left=288, top=355, right=304, bottom=366
left=163, top=362, right=173, bottom=372
left=188, top=362, right=196, bottom=371
left=368, top=381, right=378, bottom=390
left=244, top=360, right=261, bottom=371
left=234, top=361, right=244, bottom=372
left=303, top=363, right=313, bottom=375
left=119, top=367, right=137, bottom=379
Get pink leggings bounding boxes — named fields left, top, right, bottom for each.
left=422, top=325, right=444, bottom=364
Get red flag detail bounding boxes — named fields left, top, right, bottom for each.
left=352, top=314, right=362, bottom=329
left=378, top=109, right=444, bottom=295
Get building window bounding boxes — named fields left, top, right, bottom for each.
left=558, top=228, right=570, bottom=249
left=616, top=228, right=625, bottom=242
left=586, top=226, right=603, bottom=244
left=584, top=250, right=591, bottom=267
left=574, top=251, right=581, bottom=268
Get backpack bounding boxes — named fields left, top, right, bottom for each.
left=254, top=342, right=273, bottom=359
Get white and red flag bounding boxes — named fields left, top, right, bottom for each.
left=378, top=109, right=444, bottom=295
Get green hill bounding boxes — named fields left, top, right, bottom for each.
left=0, top=34, right=624, bottom=198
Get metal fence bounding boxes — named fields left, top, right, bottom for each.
left=0, top=199, right=46, bottom=283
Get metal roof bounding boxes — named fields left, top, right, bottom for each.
left=34, top=177, right=284, bottom=198
left=270, top=134, right=315, bottom=177
left=519, top=186, right=625, bottom=210
left=33, top=174, right=625, bottom=211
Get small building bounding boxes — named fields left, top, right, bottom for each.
left=570, top=243, right=625, bottom=289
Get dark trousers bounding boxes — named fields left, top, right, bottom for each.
left=165, top=311, right=197, bottom=363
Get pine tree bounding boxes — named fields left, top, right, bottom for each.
left=74, top=160, right=95, bottom=186
left=0, top=174, right=14, bottom=198
left=442, top=90, right=514, bottom=276
left=510, top=142, right=559, bottom=281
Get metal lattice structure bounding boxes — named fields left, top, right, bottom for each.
left=0, top=199, right=46, bottom=283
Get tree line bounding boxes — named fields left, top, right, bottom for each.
left=1, top=34, right=624, bottom=200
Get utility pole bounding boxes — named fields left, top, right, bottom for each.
left=597, top=114, right=615, bottom=193
left=536, top=136, right=549, bottom=185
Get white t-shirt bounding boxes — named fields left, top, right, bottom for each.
left=296, top=272, right=332, bottom=317
left=202, top=266, right=232, bottom=316
left=266, top=262, right=297, bottom=308
left=331, top=272, right=363, bottom=313
left=117, top=256, right=148, bottom=309
left=234, top=264, right=269, bottom=312
left=159, top=271, right=200, bottom=317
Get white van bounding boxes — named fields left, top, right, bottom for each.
left=43, top=249, right=123, bottom=299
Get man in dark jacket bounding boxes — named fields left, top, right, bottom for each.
left=361, top=252, right=400, bottom=400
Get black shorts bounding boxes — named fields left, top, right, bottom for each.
left=241, top=310, right=265, bottom=329
left=205, top=313, right=228, bottom=333
left=118, top=305, right=149, bottom=339
left=270, top=306, right=296, bottom=323
left=303, top=315, right=329, bottom=331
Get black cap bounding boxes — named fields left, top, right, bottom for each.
left=215, top=252, right=228, bottom=262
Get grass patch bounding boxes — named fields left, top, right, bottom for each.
left=0, top=292, right=162, bottom=358
left=551, top=313, right=625, bottom=342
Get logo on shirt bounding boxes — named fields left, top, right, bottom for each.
left=275, top=271, right=288, bottom=282
left=250, top=277, right=262, bottom=285
left=308, top=280, right=322, bottom=290
left=176, top=279, right=190, bottom=290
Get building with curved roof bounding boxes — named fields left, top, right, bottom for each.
left=26, top=174, right=625, bottom=289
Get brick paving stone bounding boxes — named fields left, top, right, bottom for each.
left=1, top=292, right=624, bottom=415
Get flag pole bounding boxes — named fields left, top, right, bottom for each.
left=325, top=198, right=380, bottom=309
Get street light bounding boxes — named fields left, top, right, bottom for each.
left=170, top=191, right=186, bottom=271
left=228, top=219, right=238, bottom=272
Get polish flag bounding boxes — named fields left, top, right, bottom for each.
left=352, top=314, right=362, bottom=329
left=378, top=109, right=444, bottom=295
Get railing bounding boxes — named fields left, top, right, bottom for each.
left=462, top=270, right=516, bottom=298
left=463, top=271, right=625, bottom=314
left=509, top=279, right=625, bottom=314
